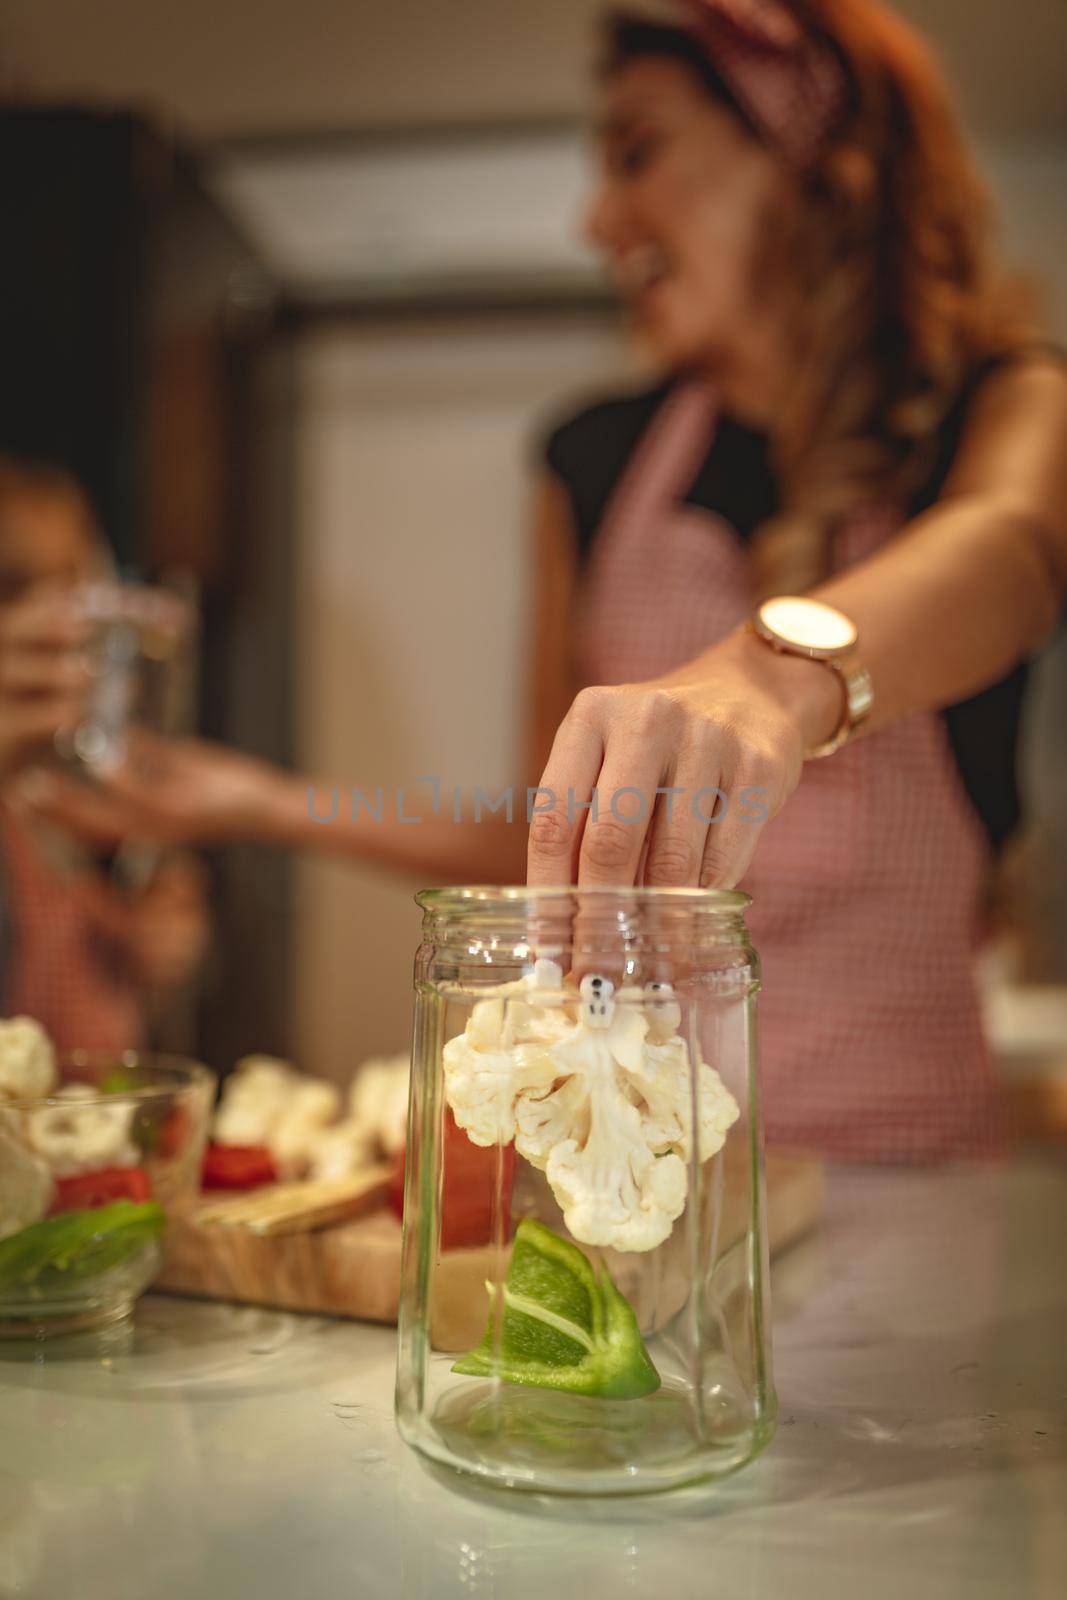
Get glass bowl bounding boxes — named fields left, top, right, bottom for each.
left=0, top=1052, right=214, bottom=1338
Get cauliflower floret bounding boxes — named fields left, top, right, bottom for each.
left=348, top=1055, right=410, bottom=1157
left=512, top=1065, right=588, bottom=1165
left=515, top=989, right=689, bottom=1252
left=213, top=1055, right=299, bottom=1147
left=548, top=1133, right=688, bottom=1254
left=0, top=1016, right=56, bottom=1101
left=443, top=971, right=739, bottom=1253
left=643, top=981, right=682, bottom=1043
left=442, top=964, right=569, bottom=1148
left=625, top=1043, right=738, bottom=1162
left=270, top=1080, right=340, bottom=1177
left=628, top=981, right=738, bottom=1160
left=693, top=1060, right=740, bottom=1158
left=216, top=1054, right=383, bottom=1176
left=23, top=1084, right=139, bottom=1178
left=442, top=1030, right=560, bottom=1149
left=0, top=1113, right=54, bottom=1240
left=442, top=965, right=579, bottom=1148
left=304, top=1117, right=378, bottom=1182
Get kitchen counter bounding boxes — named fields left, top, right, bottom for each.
left=1, top=1158, right=1064, bottom=1600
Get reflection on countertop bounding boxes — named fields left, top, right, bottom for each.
left=1, top=1159, right=1065, bottom=1600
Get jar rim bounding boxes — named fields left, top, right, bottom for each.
left=416, top=884, right=751, bottom=912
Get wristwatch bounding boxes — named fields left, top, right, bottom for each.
left=749, top=596, right=873, bottom=759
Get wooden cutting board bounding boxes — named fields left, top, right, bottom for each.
left=155, top=1145, right=823, bottom=1346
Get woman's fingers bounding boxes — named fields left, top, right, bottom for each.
left=526, top=694, right=605, bottom=884
left=528, top=677, right=799, bottom=891
left=9, top=768, right=138, bottom=845
left=640, top=734, right=717, bottom=890
left=576, top=727, right=670, bottom=887
left=0, top=591, right=88, bottom=652
left=530, top=686, right=705, bottom=888
left=13, top=759, right=201, bottom=847
left=1, top=695, right=84, bottom=756
left=636, top=747, right=772, bottom=890
left=651, top=734, right=780, bottom=890
left=0, top=650, right=88, bottom=697
left=697, top=785, right=766, bottom=888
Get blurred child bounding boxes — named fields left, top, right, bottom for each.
left=0, top=454, right=208, bottom=1049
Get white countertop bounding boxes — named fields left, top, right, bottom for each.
left=1, top=1158, right=1065, bottom=1600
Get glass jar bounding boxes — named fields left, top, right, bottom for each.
left=395, top=886, right=776, bottom=1495
left=52, top=582, right=192, bottom=775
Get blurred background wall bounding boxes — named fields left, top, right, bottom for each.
left=1, top=0, right=1064, bottom=1080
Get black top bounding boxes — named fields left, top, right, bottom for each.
left=544, top=372, right=1030, bottom=850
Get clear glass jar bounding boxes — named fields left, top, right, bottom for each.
left=395, top=886, right=776, bottom=1495
left=52, top=582, right=192, bottom=775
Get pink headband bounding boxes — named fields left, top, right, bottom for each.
left=677, top=0, right=850, bottom=170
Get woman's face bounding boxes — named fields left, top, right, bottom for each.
left=587, top=56, right=784, bottom=373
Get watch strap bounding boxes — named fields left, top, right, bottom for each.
left=807, top=657, right=874, bottom=758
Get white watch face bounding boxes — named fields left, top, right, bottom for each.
left=757, top=596, right=857, bottom=655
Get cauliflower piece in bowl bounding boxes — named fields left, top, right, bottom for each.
left=0, top=1115, right=54, bottom=1241
left=23, top=1084, right=139, bottom=1178
left=0, top=1017, right=56, bottom=1102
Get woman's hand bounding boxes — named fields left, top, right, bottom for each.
left=526, top=625, right=841, bottom=889
left=12, top=731, right=289, bottom=848
left=0, top=589, right=89, bottom=777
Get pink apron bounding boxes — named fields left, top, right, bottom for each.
left=576, top=381, right=1002, bottom=1161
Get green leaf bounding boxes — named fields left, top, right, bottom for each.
left=98, top=1069, right=164, bottom=1153
left=452, top=1219, right=660, bottom=1400
left=99, top=1066, right=141, bottom=1096
left=0, top=1201, right=165, bottom=1292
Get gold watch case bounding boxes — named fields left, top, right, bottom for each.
left=750, top=596, right=873, bottom=758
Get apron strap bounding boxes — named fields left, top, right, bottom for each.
left=595, top=379, right=721, bottom=545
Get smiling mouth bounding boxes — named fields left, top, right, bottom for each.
left=613, top=244, right=671, bottom=302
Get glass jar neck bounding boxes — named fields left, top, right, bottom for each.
left=415, top=886, right=753, bottom=968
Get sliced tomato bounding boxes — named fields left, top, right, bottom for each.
left=51, top=1166, right=153, bottom=1213
left=388, top=1110, right=514, bottom=1249
left=201, top=1142, right=277, bottom=1191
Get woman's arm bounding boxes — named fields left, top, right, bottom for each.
left=817, top=357, right=1067, bottom=723
left=528, top=356, right=1067, bottom=890
left=18, top=475, right=583, bottom=885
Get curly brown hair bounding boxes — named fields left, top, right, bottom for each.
left=604, top=1, right=1034, bottom=595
